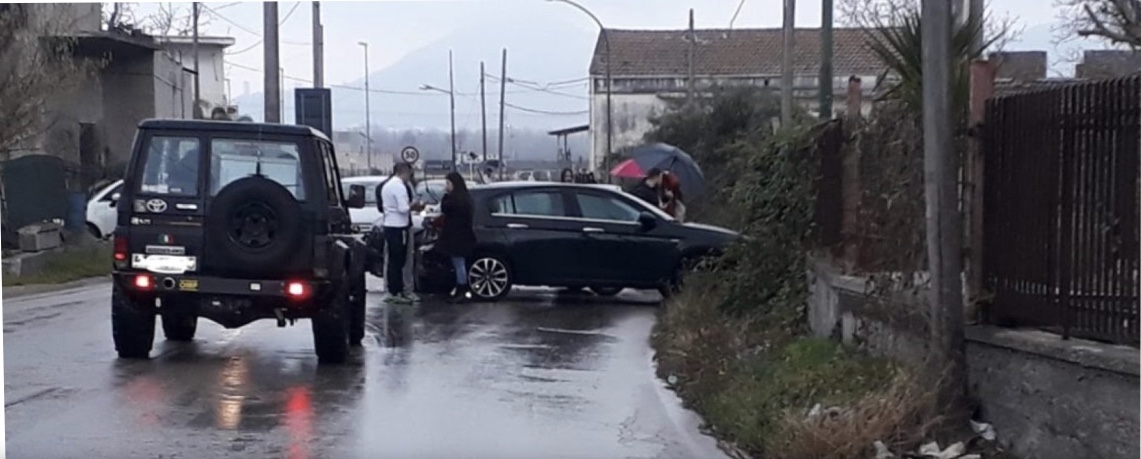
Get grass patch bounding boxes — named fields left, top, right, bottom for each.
left=2, top=243, right=112, bottom=286
left=653, top=275, right=942, bottom=458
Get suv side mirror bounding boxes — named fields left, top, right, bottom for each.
left=637, top=212, right=657, bottom=231
left=109, top=192, right=121, bottom=207
left=345, top=184, right=366, bottom=209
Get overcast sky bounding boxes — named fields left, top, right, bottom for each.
left=126, top=0, right=1094, bottom=127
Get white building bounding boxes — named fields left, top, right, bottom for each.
left=586, top=27, right=890, bottom=172
left=155, top=35, right=236, bottom=113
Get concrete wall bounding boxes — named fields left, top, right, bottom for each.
left=806, top=258, right=1141, bottom=459
left=102, top=55, right=157, bottom=163
left=967, top=327, right=1139, bottom=459
left=153, top=52, right=192, bottom=119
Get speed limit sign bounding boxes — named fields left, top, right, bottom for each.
left=400, top=146, right=420, bottom=164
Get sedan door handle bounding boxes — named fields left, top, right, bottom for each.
left=507, top=223, right=529, bottom=229
left=582, top=227, right=605, bottom=233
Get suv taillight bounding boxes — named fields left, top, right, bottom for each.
left=113, top=235, right=128, bottom=261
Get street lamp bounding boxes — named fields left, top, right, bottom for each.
left=547, top=0, right=611, bottom=182
left=358, top=41, right=372, bottom=171
left=420, top=51, right=458, bottom=172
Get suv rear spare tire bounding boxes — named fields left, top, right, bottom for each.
left=112, top=283, right=156, bottom=359
left=206, top=176, right=304, bottom=274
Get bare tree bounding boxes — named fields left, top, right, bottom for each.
left=0, top=4, right=104, bottom=156
left=1055, top=0, right=1141, bottom=48
left=146, top=2, right=209, bottom=37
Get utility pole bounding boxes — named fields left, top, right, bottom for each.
left=921, top=0, right=965, bottom=410
left=359, top=42, right=371, bottom=170
left=449, top=50, right=457, bottom=172
left=969, top=0, right=984, bottom=54
left=781, top=0, right=796, bottom=125
left=192, top=2, right=200, bottom=116
left=263, top=2, right=280, bottom=123
left=686, top=9, right=695, bottom=108
left=480, top=61, right=488, bottom=163
left=819, top=0, right=834, bottom=119
left=312, top=2, right=323, bottom=88
left=497, top=48, right=507, bottom=180
left=280, top=66, right=285, bottom=122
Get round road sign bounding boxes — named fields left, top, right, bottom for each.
left=401, top=146, right=420, bottom=163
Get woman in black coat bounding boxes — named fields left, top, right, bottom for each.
left=438, top=172, right=477, bottom=301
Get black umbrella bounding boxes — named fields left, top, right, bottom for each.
left=623, top=143, right=705, bottom=198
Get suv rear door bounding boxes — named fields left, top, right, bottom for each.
left=122, top=132, right=208, bottom=275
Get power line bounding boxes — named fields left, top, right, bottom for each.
left=504, top=102, right=588, bottom=116
left=201, top=3, right=309, bottom=46
left=225, top=60, right=442, bottom=96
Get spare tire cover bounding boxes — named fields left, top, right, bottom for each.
left=207, top=176, right=304, bottom=273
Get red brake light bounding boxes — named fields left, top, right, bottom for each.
left=113, top=235, right=128, bottom=261
left=285, top=281, right=308, bottom=298
left=133, top=274, right=152, bottom=290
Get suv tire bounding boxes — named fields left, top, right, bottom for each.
left=112, top=283, right=156, bottom=359
left=312, top=280, right=351, bottom=364
left=207, top=176, right=305, bottom=274
left=348, top=270, right=367, bottom=346
left=162, top=313, right=197, bottom=342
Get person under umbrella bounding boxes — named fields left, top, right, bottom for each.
left=659, top=171, right=686, bottom=222
left=630, top=168, right=663, bottom=207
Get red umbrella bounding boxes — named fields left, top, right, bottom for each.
left=609, top=158, right=645, bottom=178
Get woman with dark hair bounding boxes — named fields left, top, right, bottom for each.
left=438, top=172, right=477, bottom=301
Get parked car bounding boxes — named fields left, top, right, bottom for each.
left=86, top=179, right=124, bottom=239
left=110, top=119, right=369, bottom=364
left=415, top=181, right=739, bottom=301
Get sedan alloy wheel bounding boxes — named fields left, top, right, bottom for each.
left=468, top=256, right=511, bottom=301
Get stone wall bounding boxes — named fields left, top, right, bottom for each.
left=806, top=257, right=1141, bottom=459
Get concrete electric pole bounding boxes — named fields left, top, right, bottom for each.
left=263, top=2, right=280, bottom=123
left=497, top=48, right=507, bottom=180
left=781, top=0, right=796, bottom=125
left=480, top=61, right=488, bottom=164
left=359, top=41, right=371, bottom=170
left=921, top=0, right=965, bottom=408
left=192, top=2, right=200, bottom=114
left=819, top=0, right=834, bottom=119
left=312, top=2, right=323, bottom=88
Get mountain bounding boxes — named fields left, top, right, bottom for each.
left=234, top=7, right=598, bottom=133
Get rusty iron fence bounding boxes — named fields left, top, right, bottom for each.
left=983, top=75, right=1140, bottom=345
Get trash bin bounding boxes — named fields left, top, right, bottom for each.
left=66, top=192, right=87, bottom=232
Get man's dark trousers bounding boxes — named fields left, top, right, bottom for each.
left=384, top=226, right=407, bottom=295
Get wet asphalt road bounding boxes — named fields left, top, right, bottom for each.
left=3, top=277, right=728, bottom=459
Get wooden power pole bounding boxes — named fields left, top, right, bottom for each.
left=819, top=0, right=834, bottom=119
left=921, top=0, right=965, bottom=408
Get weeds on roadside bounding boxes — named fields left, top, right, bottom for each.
left=2, top=243, right=111, bottom=286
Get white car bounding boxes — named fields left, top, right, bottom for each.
left=86, top=179, right=123, bottom=239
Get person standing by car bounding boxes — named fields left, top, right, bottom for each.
left=380, top=163, right=424, bottom=304
left=375, top=169, right=422, bottom=302
left=630, top=168, right=663, bottom=207
left=438, top=172, right=477, bottom=302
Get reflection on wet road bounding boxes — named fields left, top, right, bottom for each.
left=3, top=278, right=727, bottom=459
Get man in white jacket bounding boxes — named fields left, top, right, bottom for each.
left=379, top=163, right=423, bottom=304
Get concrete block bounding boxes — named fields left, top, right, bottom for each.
left=17, top=222, right=63, bottom=252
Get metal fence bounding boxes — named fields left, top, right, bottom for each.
left=983, top=75, right=1140, bottom=345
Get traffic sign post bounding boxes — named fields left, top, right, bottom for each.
left=400, top=146, right=420, bottom=164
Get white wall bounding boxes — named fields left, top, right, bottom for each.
left=164, top=44, right=229, bottom=107
left=588, top=93, right=670, bottom=172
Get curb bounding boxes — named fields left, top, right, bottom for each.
left=2, top=276, right=111, bottom=300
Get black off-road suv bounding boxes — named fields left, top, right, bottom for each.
left=110, top=119, right=370, bottom=364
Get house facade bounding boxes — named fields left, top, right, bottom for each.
left=155, top=35, right=237, bottom=111
left=586, top=27, right=889, bottom=172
